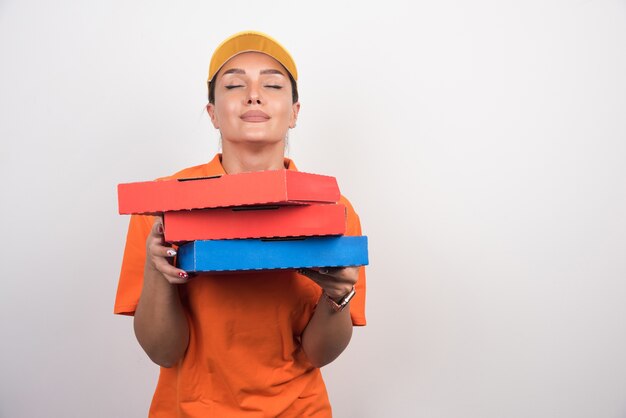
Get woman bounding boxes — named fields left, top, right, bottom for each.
left=115, top=31, right=367, bottom=417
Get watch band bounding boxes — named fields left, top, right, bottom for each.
left=323, top=287, right=356, bottom=312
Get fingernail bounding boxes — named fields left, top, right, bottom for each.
left=319, top=268, right=328, bottom=274
left=166, top=249, right=177, bottom=257
left=157, top=224, right=164, bottom=234
left=178, top=272, right=188, bottom=279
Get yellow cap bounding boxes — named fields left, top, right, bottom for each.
left=207, top=31, right=298, bottom=83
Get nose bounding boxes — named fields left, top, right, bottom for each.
left=247, top=94, right=262, bottom=105
left=246, top=83, right=262, bottom=105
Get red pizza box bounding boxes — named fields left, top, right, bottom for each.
left=118, top=170, right=340, bottom=215
left=164, top=203, right=346, bottom=242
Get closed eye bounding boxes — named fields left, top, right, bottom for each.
left=265, top=85, right=283, bottom=89
left=225, top=85, right=244, bottom=89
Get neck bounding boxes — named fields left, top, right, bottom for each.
left=220, top=141, right=286, bottom=174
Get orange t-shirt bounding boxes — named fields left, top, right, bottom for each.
left=114, top=154, right=367, bottom=417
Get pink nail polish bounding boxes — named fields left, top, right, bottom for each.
left=178, top=272, right=188, bottom=279
left=166, top=249, right=177, bottom=257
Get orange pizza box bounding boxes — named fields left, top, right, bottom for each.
left=118, top=170, right=340, bottom=215
left=163, top=203, right=347, bottom=242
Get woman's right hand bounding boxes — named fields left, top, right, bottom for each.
left=136, top=216, right=191, bottom=367
left=145, top=217, right=189, bottom=284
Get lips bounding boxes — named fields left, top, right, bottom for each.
left=241, top=110, right=270, bottom=122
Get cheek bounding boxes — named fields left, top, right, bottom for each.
left=272, top=100, right=295, bottom=121
left=215, top=101, right=239, bottom=123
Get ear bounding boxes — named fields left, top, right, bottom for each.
left=206, top=103, right=219, bottom=129
left=289, top=102, right=301, bottom=129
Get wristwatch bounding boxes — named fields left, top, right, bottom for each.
left=323, top=287, right=356, bottom=312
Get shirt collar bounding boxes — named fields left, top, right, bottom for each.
left=204, top=153, right=298, bottom=176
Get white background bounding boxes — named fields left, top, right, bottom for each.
left=1, top=0, right=625, bottom=417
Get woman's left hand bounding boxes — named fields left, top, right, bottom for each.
left=298, top=267, right=359, bottom=301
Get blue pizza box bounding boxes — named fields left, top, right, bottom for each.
left=177, top=236, right=368, bottom=272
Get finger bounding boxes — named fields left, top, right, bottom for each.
left=151, top=217, right=165, bottom=238
left=298, top=267, right=349, bottom=281
left=162, top=272, right=191, bottom=285
left=297, top=268, right=323, bottom=285
left=297, top=268, right=353, bottom=295
left=149, top=243, right=178, bottom=258
left=314, top=267, right=359, bottom=284
left=152, top=257, right=190, bottom=284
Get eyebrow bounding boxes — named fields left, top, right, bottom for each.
left=260, top=69, right=286, bottom=76
left=222, top=68, right=286, bottom=77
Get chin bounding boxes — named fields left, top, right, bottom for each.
left=226, top=134, right=286, bottom=145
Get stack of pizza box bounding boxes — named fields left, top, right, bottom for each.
left=118, top=170, right=368, bottom=272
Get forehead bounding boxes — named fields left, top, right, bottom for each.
left=218, top=51, right=287, bottom=77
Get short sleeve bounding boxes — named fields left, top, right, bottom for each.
left=114, top=214, right=155, bottom=315
left=340, top=196, right=367, bottom=326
